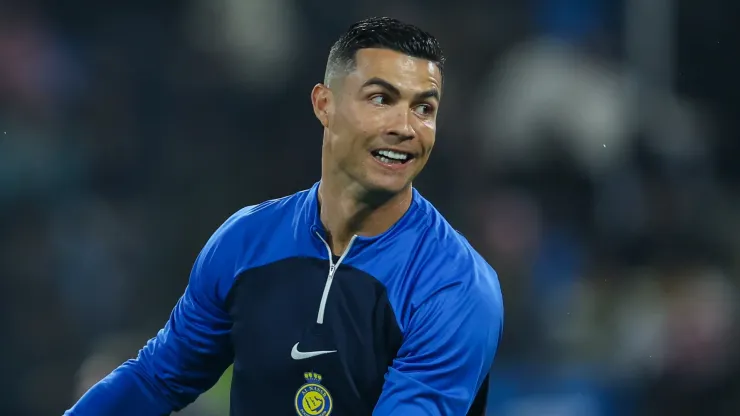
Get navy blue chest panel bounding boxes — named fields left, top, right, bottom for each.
left=226, top=256, right=402, bottom=416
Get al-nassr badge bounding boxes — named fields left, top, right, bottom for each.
left=295, top=372, right=333, bottom=416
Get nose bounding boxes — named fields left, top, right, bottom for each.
left=385, top=108, right=415, bottom=142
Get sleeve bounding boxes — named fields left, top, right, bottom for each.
left=372, top=271, right=504, bottom=416
left=64, top=217, right=241, bottom=416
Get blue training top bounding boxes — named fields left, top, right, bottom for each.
left=65, top=181, right=504, bottom=416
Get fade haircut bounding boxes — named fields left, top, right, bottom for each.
left=324, top=17, right=445, bottom=86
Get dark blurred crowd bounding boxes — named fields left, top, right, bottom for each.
left=1, top=0, right=739, bottom=415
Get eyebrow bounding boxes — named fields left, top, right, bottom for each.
left=361, top=77, right=440, bottom=102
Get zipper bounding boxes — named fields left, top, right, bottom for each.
left=315, top=232, right=357, bottom=324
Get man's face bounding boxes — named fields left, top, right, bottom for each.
left=313, top=48, right=442, bottom=195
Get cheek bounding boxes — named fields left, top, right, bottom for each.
left=337, top=105, right=371, bottom=135
left=417, top=126, right=436, bottom=153
left=349, top=117, right=382, bottom=147
left=355, top=115, right=379, bottom=136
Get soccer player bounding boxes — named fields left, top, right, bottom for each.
left=65, top=17, right=504, bottom=416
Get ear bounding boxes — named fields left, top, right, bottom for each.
left=311, top=83, right=333, bottom=128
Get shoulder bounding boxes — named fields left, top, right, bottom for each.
left=195, top=188, right=311, bottom=283
left=208, top=188, right=309, bottom=249
left=218, top=189, right=309, bottom=237
left=410, top=196, right=503, bottom=319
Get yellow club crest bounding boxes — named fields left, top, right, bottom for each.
left=294, top=372, right=333, bottom=416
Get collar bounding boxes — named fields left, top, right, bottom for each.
left=303, top=181, right=421, bottom=252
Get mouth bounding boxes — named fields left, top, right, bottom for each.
left=370, top=149, right=415, bottom=165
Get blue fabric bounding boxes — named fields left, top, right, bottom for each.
left=65, top=182, right=503, bottom=415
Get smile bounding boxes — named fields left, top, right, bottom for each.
left=371, top=149, right=414, bottom=165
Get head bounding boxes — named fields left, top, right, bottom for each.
left=312, top=17, right=445, bottom=199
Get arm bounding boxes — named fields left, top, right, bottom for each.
left=65, top=219, right=240, bottom=415
left=373, top=272, right=504, bottom=416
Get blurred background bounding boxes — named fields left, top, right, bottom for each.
left=1, top=0, right=739, bottom=415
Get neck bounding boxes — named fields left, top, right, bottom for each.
left=318, top=178, right=412, bottom=255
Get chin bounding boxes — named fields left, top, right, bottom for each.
left=362, top=176, right=412, bottom=198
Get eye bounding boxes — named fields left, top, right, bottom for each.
left=369, top=94, right=387, bottom=105
left=414, top=103, right=435, bottom=116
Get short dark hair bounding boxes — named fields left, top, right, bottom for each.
left=324, top=17, right=445, bottom=85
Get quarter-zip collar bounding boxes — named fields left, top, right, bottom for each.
left=304, top=181, right=421, bottom=258
left=303, top=180, right=421, bottom=325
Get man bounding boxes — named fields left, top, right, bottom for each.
left=65, top=17, right=504, bottom=416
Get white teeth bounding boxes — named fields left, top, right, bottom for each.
left=377, top=150, right=408, bottom=161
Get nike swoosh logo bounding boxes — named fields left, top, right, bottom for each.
left=291, top=343, right=337, bottom=360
